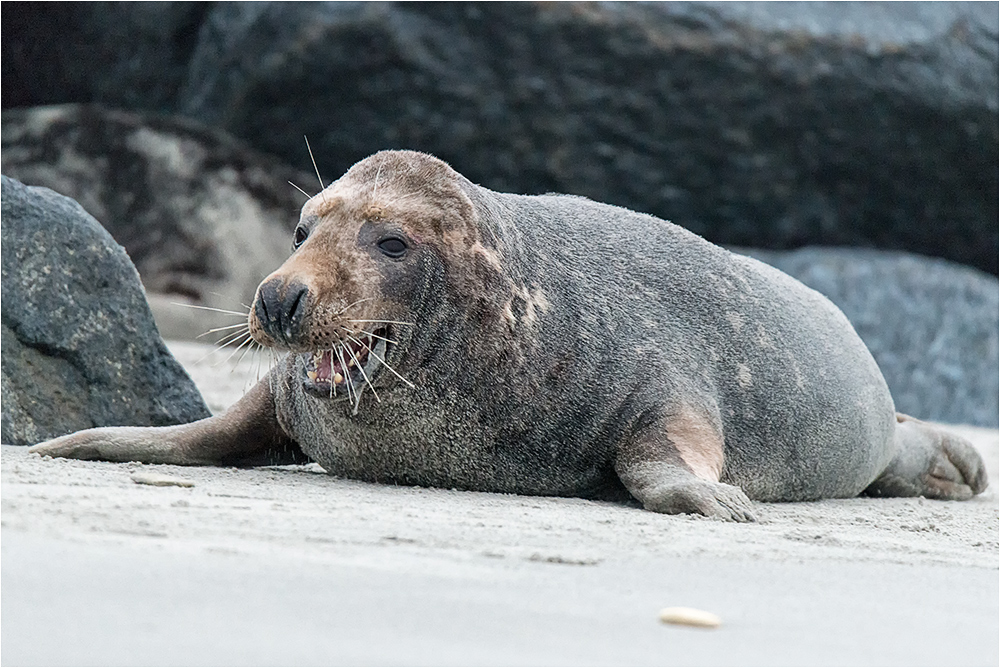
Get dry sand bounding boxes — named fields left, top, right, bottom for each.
left=2, top=341, right=997, bottom=666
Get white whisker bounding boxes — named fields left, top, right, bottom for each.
left=358, top=328, right=399, bottom=345
left=288, top=180, right=311, bottom=198
left=338, top=324, right=399, bottom=346
left=245, top=346, right=257, bottom=390
left=345, top=342, right=381, bottom=404
left=259, top=345, right=268, bottom=375
left=196, top=332, right=248, bottom=365
left=344, top=353, right=362, bottom=415
left=348, top=319, right=415, bottom=326
left=335, top=346, right=354, bottom=404
left=195, top=322, right=249, bottom=339
left=243, top=346, right=264, bottom=394
left=170, top=302, right=248, bottom=317
left=372, top=158, right=385, bottom=201
left=235, top=338, right=257, bottom=368
left=220, top=334, right=256, bottom=367
left=194, top=346, right=224, bottom=366
left=336, top=297, right=375, bottom=315
left=330, top=348, right=337, bottom=399
left=345, top=334, right=415, bottom=389
left=214, top=328, right=251, bottom=348
left=268, top=355, right=275, bottom=395
left=304, top=135, right=326, bottom=200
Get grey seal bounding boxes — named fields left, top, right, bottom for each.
left=30, top=150, right=989, bottom=520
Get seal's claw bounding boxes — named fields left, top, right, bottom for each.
left=30, top=429, right=137, bottom=462
left=29, top=433, right=100, bottom=460
left=940, top=432, right=989, bottom=496
left=642, top=479, right=758, bottom=523
left=921, top=433, right=987, bottom=500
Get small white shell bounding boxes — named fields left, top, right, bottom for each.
left=130, top=472, right=195, bottom=488
left=658, top=607, right=722, bottom=628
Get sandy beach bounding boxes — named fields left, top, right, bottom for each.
left=2, top=340, right=997, bottom=666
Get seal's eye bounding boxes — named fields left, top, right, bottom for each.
left=377, top=237, right=407, bottom=259
left=293, top=226, right=309, bottom=249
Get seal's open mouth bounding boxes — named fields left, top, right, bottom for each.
left=301, top=328, right=389, bottom=399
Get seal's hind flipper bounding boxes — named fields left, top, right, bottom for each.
left=864, top=414, right=988, bottom=500
left=29, top=372, right=308, bottom=468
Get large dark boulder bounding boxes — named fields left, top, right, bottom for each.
left=3, top=2, right=996, bottom=273
left=1, top=175, right=211, bottom=445
left=180, top=1, right=998, bottom=271
left=741, top=247, right=999, bottom=427
left=1, top=2, right=208, bottom=111
left=0, top=109, right=995, bottom=429
left=1, top=104, right=312, bottom=339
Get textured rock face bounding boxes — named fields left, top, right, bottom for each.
left=1, top=175, right=211, bottom=445
left=1, top=104, right=312, bottom=339
left=741, top=247, right=999, bottom=427
left=2, top=2, right=996, bottom=273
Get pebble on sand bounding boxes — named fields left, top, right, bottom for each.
left=130, top=472, right=196, bottom=488
left=658, top=607, right=722, bottom=628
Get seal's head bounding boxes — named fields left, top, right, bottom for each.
left=248, top=150, right=508, bottom=404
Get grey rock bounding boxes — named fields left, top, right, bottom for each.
left=2, top=2, right=996, bottom=273
left=1, top=175, right=211, bottom=445
left=1, top=104, right=312, bottom=339
left=738, top=247, right=999, bottom=427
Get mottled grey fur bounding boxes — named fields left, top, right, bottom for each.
left=30, top=151, right=988, bottom=520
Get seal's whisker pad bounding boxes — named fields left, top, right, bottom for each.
left=300, top=329, right=389, bottom=405
left=345, top=333, right=413, bottom=390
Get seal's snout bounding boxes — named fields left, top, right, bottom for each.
left=255, top=278, right=309, bottom=345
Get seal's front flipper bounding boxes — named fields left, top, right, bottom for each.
left=864, top=414, right=988, bottom=500
left=28, top=374, right=308, bottom=468
left=615, top=405, right=757, bottom=522
left=618, top=466, right=757, bottom=522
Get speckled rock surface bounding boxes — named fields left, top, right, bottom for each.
left=3, top=2, right=996, bottom=272
left=0, top=175, right=210, bottom=445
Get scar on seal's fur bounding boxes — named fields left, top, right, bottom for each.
left=30, top=150, right=989, bottom=521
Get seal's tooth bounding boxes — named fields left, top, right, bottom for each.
left=307, top=370, right=317, bottom=381
left=333, top=372, right=344, bottom=384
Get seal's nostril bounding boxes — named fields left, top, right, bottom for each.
left=259, top=278, right=284, bottom=327
left=256, top=278, right=296, bottom=343
left=256, top=292, right=269, bottom=323
left=287, top=285, right=307, bottom=325
left=280, top=282, right=309, bottom=341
